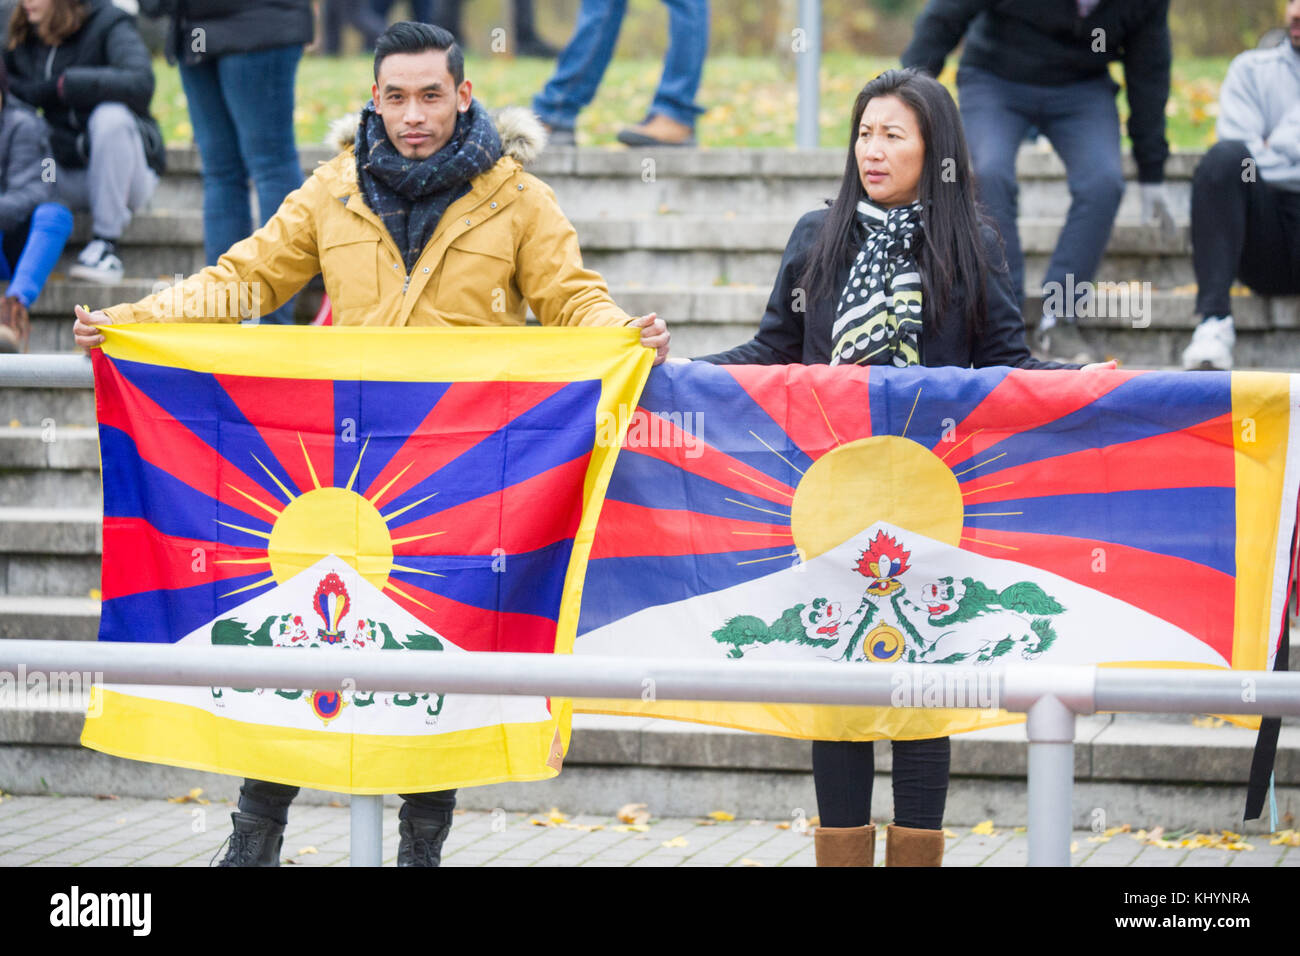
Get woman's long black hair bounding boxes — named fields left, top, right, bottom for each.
left=798, top=68, right=992, bottom=341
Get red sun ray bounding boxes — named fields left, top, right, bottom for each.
left=101, top=517, right=271, bottom=601
left=729, top=364, right=874, bottom=460
left=590, top=499, right=794, bottom=559
left=97, top=358, right=291, bottom=523
left=361, top=380, right=568, bottom=511
left=960, top=413, right=1237, bottom=506
left=381, top=578, right=560, bottom=654
left=959, top=527, right=1235, bottom=662
left=387, top=453, right=592, bottom=557
left=622, top=409, right=798, bottom=504
left=940, top=367, right=1143, bottom=472
left=214, top=373, right=335, bottom=494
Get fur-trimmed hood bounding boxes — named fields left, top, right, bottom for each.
left=325, top=105, right=546, bottom=166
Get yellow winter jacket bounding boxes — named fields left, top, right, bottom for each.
left=101, top=108, right=633, bottom=330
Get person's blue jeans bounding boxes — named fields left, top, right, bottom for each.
left=958, top=65, right=1125, bottom=316
left=180, top=45, right=305, bottom=324
left=0, top=203, right=74, bottom=307
left=532, top=0, right=708, bottom=129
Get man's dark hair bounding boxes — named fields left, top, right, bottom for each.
left=373, top=21, right=464, bottom=89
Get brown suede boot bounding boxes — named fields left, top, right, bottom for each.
left=0, top=296, right=29, bottom=353
left=616, top=114, right=697, bottom=147
left=885, top=824, right=945, bottom=867
left=813, top=824, right=876, bottom=867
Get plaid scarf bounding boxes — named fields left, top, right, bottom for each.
left=830, top=199, right=924, bottom=367
left=355, top=98, right=502, bottom=273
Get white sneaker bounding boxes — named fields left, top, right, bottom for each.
left=69, top=239, right=124, bottom=285
left=1181, top=315, right=1235, bottom=370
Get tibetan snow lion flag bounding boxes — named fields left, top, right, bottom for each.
left=82, top=324, right=651, bottom=794
left=574, top=362, right=1300, bottom=741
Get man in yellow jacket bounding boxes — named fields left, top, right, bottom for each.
left=73, top=21, right=669, bottom=867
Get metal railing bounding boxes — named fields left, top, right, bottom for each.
left=1, top=639, right=1297, bottom=866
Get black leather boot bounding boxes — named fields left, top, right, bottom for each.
left=216, top=811, right=284, bottom=866
left=397, top=811, right=453, bottom=867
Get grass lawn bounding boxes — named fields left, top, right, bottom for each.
left=151, top=51, right=1234, bottom=152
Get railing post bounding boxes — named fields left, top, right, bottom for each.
left=350, top=794, right=384, bottom=867
left=795, top=0, right=821, bottom=149
left=1025, top=694, right=1076, bottom=867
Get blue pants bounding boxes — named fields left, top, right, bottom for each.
left=179, top=45, right=305, bottom=324
left=958, top=65, right=1126, bottom=314
left=0, top=203, right=73, bottom=308
left=532, top=0, right=709, bottom=129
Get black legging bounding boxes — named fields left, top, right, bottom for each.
left=812, top=737, right=950, bottom=830
left=238, top=778, right=456, bottom=824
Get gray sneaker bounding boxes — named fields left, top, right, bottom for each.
left=1032, top=319, right=1096, bottom=364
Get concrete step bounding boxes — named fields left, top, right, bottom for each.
left=0, top=709, right=1293, bottom=827
left=0, top=508, right=101, bottom=598
left=0, top=596, right=99, bottom=641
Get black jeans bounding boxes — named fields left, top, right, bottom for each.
left=1192, top=139, right=1300, bottom=318
left=811, top=737, right=950, bottom=830
left=238, top=778, right=457, bottom=825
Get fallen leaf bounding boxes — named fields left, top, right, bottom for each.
left=297, top=846, right=318, bottom=855
left=88, top=589, right=102, bottom=601
left=943, top=828, right=958, bottom=839
left=807, top=816, right=820, bottom=827
left=971, top=819, right=996, bottom=836
left=528, top=817, right=555, bottom=827
left=775, top=821, right=791, bottom=830
left=1192, top=716, right=1226, bottom=728
left=327, top=800, right=345, bottom=808
left=1070, top=841, right=1079, bottom=853
left=8, top=420, right=19, bottom=428
left=1013, top=826, right=1027, bottom=834
left=560, top=823, right=605, bottom=832
left=547, top=807, right=568, bottom=824
left=166, top=787, right=209, bottom=805
left=662, top=836, right=689, bottom=848
left=612, top=824, right=650, bottom=833
left=707, top=810, right=735, bottom=822
left=616, top=802, right=650, bottom=825
left=1269, top=829, right=1300, bottom=847
left=739, top=858, right=764, bottom=866
left=94, top=794, right=120, bottom=801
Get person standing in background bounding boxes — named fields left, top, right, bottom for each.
left=140, top=0, right=313, bottom=324
left=902, top=0, right=1175, bottom=364
left=376, top=0, right=560, bottom=58
left=532, top=0, right=708, bottom=147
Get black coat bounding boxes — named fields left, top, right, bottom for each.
left=4, top=0, right=164, bottom=175
left=901, top=0, right=1171, bottom=183
left=138, top=0, right=314, bottom=65
left=696, top=207, right=1072, bottom=370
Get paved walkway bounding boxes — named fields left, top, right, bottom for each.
left=2, top=794, right=1298, bottom=866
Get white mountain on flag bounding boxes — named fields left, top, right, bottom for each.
left=576, top=521, right=1229, bottom=669
left=104, top=554, right=552, bottom=736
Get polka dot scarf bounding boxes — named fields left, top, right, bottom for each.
left=830, top=199, right=924, bottom=367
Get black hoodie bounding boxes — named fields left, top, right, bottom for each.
left=901, top=0, right=1171, bottom=183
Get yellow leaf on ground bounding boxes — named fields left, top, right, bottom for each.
left=1269, top=830, right=1300, bottom=846
left=739, top=858, right=764, bottom=866
left=528, top=817, right=555, bottom=827
left=1013, top=826, right=1027, bottom=834
left=611, top=824, right=650, bottom=833
left=1070, top=841, right=1080, bottom=853
left=166, top=787, right=207, bottom=804
left=297, top=846, right=318, bottom=855
left=1192, top=716, right=1226, bottom=728
left=943, top=828, right=958, bottom=839
left=547, top=807, right=568, bottom=824
left=971, top=820, right=996, bottom=836
left=616, top=802, right=650, bottom=825
left=774, top=821, right=791, bottom=830
left=662, top=836, right=689, bottom=848
left=707, top=810, right=735, bottom=822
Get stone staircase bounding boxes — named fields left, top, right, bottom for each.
left=2, top=142, right=1299, bottom=829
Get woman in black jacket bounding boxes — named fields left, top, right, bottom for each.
left=139, top=0, right=313, bottom=324
left=698, top=69, right=1101, bottom=867
left=5, top=0, right=163, bottom=284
